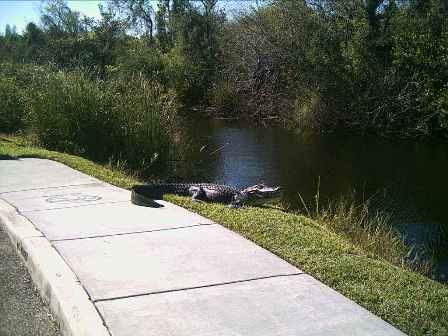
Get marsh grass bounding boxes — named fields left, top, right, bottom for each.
left=0, top=62, right=178, bottom=175
left=0, top=76, right=25, bottom=133
left=315, top=195, right=432, bottom=275
left=296, top=181, right=433, bottom=276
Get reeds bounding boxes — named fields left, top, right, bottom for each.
left=299, top=186, right=433, bottom=276
left=1, top=63, right=177, bottom=175
left=0, top=76, right=25, bottom=132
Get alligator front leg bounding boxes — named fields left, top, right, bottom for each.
left=229, top=203, right=242, bottom=209
left=189, top=186, right=206, bottom=203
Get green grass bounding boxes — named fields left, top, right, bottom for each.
left=1, top=135, right=447, bottom=335
left=311, top=193, right=433, bottom=275
left=0, top=134, right=140, bottom=189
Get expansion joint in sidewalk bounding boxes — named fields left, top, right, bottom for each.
left=21, top=200, right=131, bottom=213
left=93, top=273, right=305, bottom=303
left=0, top=182, right=103, bottom=195
left=51, top=223, right=216, bottom=242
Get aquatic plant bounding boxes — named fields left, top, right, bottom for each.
left=299, top=186, right=433, bottom=276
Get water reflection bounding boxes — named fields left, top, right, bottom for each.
left=175, top=118, right=448, bottom=281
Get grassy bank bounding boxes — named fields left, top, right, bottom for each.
left=1, top=135, right=447, bottom=335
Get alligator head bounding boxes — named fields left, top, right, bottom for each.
left=234, top=183, right=283, bottom=206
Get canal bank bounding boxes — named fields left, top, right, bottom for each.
left=174, top=118, right=448, bottom=280
left=0, top=158, right=406, bottom=336
left=1, top=135, right=447, bottom=335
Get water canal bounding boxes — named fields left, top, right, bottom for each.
left=174, top=118, right=448, bottom=281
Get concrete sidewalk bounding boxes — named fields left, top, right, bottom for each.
left=0, top=158, right=405, bottom=336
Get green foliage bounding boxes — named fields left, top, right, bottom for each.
left=26, top=69, right=177, bottom=173
left=109, top=0, right=155, bottom=43
left=390, top=0, right=448, bottom=134
left=211, top=0, right=448, bottom=136
left=0, top=77, right=25, bottom=132
left=1, top=0, right=447, bottom=138
left=207, top=80, right=241, bottom=115
left=28, top=70, right=117, bottom=157
left=94, top=4, right=125, bottom=69
left=23, top=23, right=48, bottom=62
left=0, top=62, right=177, bottom=175
left=313, top=193, right=432, bottom=275
left=40, top=0, right=90, bottom=37
left=108, top=72, right=177, bottom=173
left=0, top=0, right=224, bottom=106
left=115, top=39, right=165, bottom=80
left=0, top=0, right=227, bottom=174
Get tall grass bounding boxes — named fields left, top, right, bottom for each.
left=1, top=62, right=177, bottom=175
left=299, top=190, right=433, bottom=276
left=109, top=73, right=177, bottom=174
left=0, top=76, right=25, bottom=133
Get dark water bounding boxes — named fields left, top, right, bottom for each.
left=173, top=118, right=448, bottom=282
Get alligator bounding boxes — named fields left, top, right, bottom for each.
left=131, top=183, right=283, bottom=208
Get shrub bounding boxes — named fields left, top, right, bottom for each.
left=110, top=73, right=178, bottom=174
left=0, top=76, right=25, bottom=132
left=29, top=70, right=117, bottom=158
left=207, top=80, right=241, bottom=116
left=27, top=69, right=177, bottom=175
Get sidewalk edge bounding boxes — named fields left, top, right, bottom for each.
left=0, top=199, right=110, bottom=336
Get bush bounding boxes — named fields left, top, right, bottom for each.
left=29, top=70, right=117, bottom=158
left=207, top=80, right=241, bottom=116
left=26, top=68, right=177, bottom=175
left=0, top=76, right=25, bottom=132
left=110, top=73, right=178, bottom=173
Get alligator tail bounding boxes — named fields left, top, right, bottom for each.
left=131, top=184, right=191, bottom=206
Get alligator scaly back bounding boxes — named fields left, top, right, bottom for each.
left=131, top=183, right=283, bottom=207
left=131, top=183, right=240, bottom=205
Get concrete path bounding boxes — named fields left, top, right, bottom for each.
left=0, top=158, right=406, bottom=336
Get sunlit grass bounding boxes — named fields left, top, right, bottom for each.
left=0, top=134, right=141, bottom=189
left=168, top=195, right=448, bottom=336
left=310, top=194, right=432, bottom=275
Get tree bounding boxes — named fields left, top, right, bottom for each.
left=94, top=4, right=126, bottom=72
left=155, top=1, right=170, bottom=50
left=109, top=0, right=155, bottom=45
left=40, top=0, right=89, bottom=37
left=23, top=22, right=47, bottom=61
left=0, top=24, right=21, bottom=61
left=201, top=0, right=218, bottom=16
